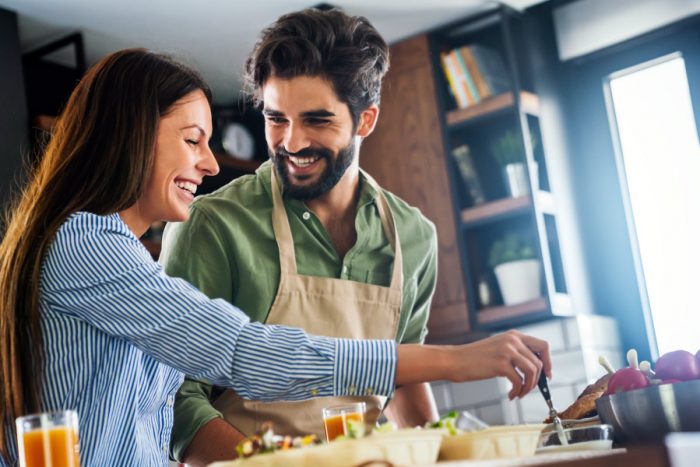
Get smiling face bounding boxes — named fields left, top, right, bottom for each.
left=120, top=90, right=218, bottom=235
left=262, top=75, right=378, bottom=200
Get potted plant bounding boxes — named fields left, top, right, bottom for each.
left=489, top=129, right=538, bottom=197
left=488, top=233, right=541, bottom=306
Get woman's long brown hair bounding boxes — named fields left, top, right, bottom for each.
left=0, top=48, right=211, bottom=458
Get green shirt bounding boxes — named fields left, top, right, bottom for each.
left=161, top=161, right=437, bottom=461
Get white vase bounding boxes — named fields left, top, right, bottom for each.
left=493, top=259, right=541, bottom=306
left=503, top=162, right=530, bottom=197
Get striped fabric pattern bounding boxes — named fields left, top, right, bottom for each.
left=1, top=212, right=396, bottom=466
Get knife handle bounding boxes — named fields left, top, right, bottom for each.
left=537, top=367, right=551, bottom=400
left=535, top=352, right=551, bottom=400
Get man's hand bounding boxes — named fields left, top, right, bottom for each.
left=449, top=330, right=551, bottom=399
left=396, top=330, right=551, bottom=400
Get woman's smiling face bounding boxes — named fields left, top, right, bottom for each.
left=121, top=90, right=219, bottom=235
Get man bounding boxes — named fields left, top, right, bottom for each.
left=161, top=8, right=537, bottom=465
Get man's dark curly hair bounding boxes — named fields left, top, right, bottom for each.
left=244, top=8, right=390, bottom=125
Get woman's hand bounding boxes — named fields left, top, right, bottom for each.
left=396, top=330, right=551, bottom=400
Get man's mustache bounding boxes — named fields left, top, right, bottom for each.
left=275, top=147, right=333, bottom=159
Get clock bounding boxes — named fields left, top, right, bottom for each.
left=221, top=122, right=255, bottom=160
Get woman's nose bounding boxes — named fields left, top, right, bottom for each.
left=199, top=146, right=220, bottom=176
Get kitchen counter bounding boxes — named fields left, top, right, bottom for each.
left=417, top=445, right=670, bottom=467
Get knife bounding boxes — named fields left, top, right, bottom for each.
left=537, top=361, right=569, bottom=445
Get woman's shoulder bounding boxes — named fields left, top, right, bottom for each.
left=44, top=212, right=149, bottom=289
left=60, top=212, right=133, bottom=237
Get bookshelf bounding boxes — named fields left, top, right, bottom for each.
left=446, top=91, right=539, bottom=127
left=429, top=5, right=572, bottom=331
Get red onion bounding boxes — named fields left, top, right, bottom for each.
left=655, top=350, right=700, bottom=381
left=605, top=368, right=649, bottom=395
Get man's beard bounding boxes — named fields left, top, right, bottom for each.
left=270, top=138, right=356, bottom=200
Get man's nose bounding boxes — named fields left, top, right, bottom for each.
left=283, top=124, right=311, bottom=154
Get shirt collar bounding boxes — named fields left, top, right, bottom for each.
left=259, top=160, right=380, bottom=212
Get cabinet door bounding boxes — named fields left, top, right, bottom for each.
left=361, top=35, right=470, bottom=340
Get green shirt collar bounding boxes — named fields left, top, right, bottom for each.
left=256, top=160, right=380, bottom=213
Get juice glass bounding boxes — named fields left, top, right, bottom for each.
left=16, top=410, right=80, bottom=467
left=322, top=402, right=365, bottom=442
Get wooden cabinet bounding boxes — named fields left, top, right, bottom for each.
left=361, top=35, right=471, bottom=341
left=363, top=6, right=576, bottom=340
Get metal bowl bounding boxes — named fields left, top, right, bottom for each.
left=596, top=379, right=700, bottom=442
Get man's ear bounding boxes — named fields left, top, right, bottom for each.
left=356, top=105, right=380, bottom=137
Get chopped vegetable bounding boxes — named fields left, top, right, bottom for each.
left=234, top=423, right=320, bottom=458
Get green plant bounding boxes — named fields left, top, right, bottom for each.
left=488, top=233, right=536, bottom=269
left=489, top=129, right=539, bottom=167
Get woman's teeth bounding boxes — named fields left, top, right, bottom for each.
left=175, top=181, right=197, bottom=195
left=289, top=155, right=320, bottom=167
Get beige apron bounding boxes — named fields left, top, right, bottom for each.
left=213, top=168, right=403, bottom=438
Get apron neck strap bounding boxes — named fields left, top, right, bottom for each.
left=270, top=168, right=299, bottom=275
left=359, top=169, right=403, bottom=291
left=270, top=168, right=403, bottom=291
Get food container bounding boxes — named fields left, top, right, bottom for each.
left=209, top=429, right=445, bottom=467
left=596, top=379, right=700, bottom=442
left=438, top=424, right=545, bottom=460
left=536, top=424, right=613, bottom=453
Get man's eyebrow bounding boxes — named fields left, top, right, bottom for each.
left=301, top=109, right=335, bottom=118
left=262, top=108, right=336, bottom=118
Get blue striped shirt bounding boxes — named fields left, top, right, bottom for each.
left=1, top=212, right=396, bottom=466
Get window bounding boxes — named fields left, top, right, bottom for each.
left=606, top=53, right=700, bottom=356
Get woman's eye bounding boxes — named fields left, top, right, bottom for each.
left=186, top=139, right=199, bottom=145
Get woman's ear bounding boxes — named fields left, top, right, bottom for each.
left=356, top=105, right=380, bottom=137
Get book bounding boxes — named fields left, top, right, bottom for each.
left=459, top=46, right=490, bottom=99
left=445, top=50, right=473, bottom=106
left=451, top=144, right=485, bottom=205
left=452, top=48, right=481, bottom=104
left=440, top=52, right=469, bottom=108
left=469, top=44, right=511, bottom=96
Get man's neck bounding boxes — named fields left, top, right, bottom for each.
left=305, top=165, right=361, bottom=258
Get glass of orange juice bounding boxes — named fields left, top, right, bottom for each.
left=322, top=402, right=366, bottom=442
left=15, top=410, right=80, bottom=467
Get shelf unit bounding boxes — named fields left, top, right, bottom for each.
left=429, top=5, right=572, bottom=331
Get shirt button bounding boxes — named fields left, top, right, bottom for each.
left=342, top=265, right=348, bottom=274
left=166, top=396, right=174, bottom=407
left=348, top=385, right=356, bottom=395
left=310, top=388, right=319, bottom=396
left=302, top=212, right=311, bottom=220
left=365, top=387, right=374, bottom=396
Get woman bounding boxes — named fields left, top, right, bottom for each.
left=0, top=49, right=551, bottom=466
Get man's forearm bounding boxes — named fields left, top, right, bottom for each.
left=384, top=382, right=439, bottom=427
left=182, top=418, right=246, bottom=466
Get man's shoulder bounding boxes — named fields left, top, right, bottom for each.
left=190, top=166, right=272, bottom=216
left=380, top=188, right=436, bottom=239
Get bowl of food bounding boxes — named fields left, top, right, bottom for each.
left=439, top=424, right=546, bottom=460
left=596, top=379, right=700, bottom=442
left=536, top=424, right=613, bottom=453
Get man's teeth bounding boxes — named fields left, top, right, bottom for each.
left=289, top=156, right=320, bottom=167
left=175, top=181, right=197, bottom=195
